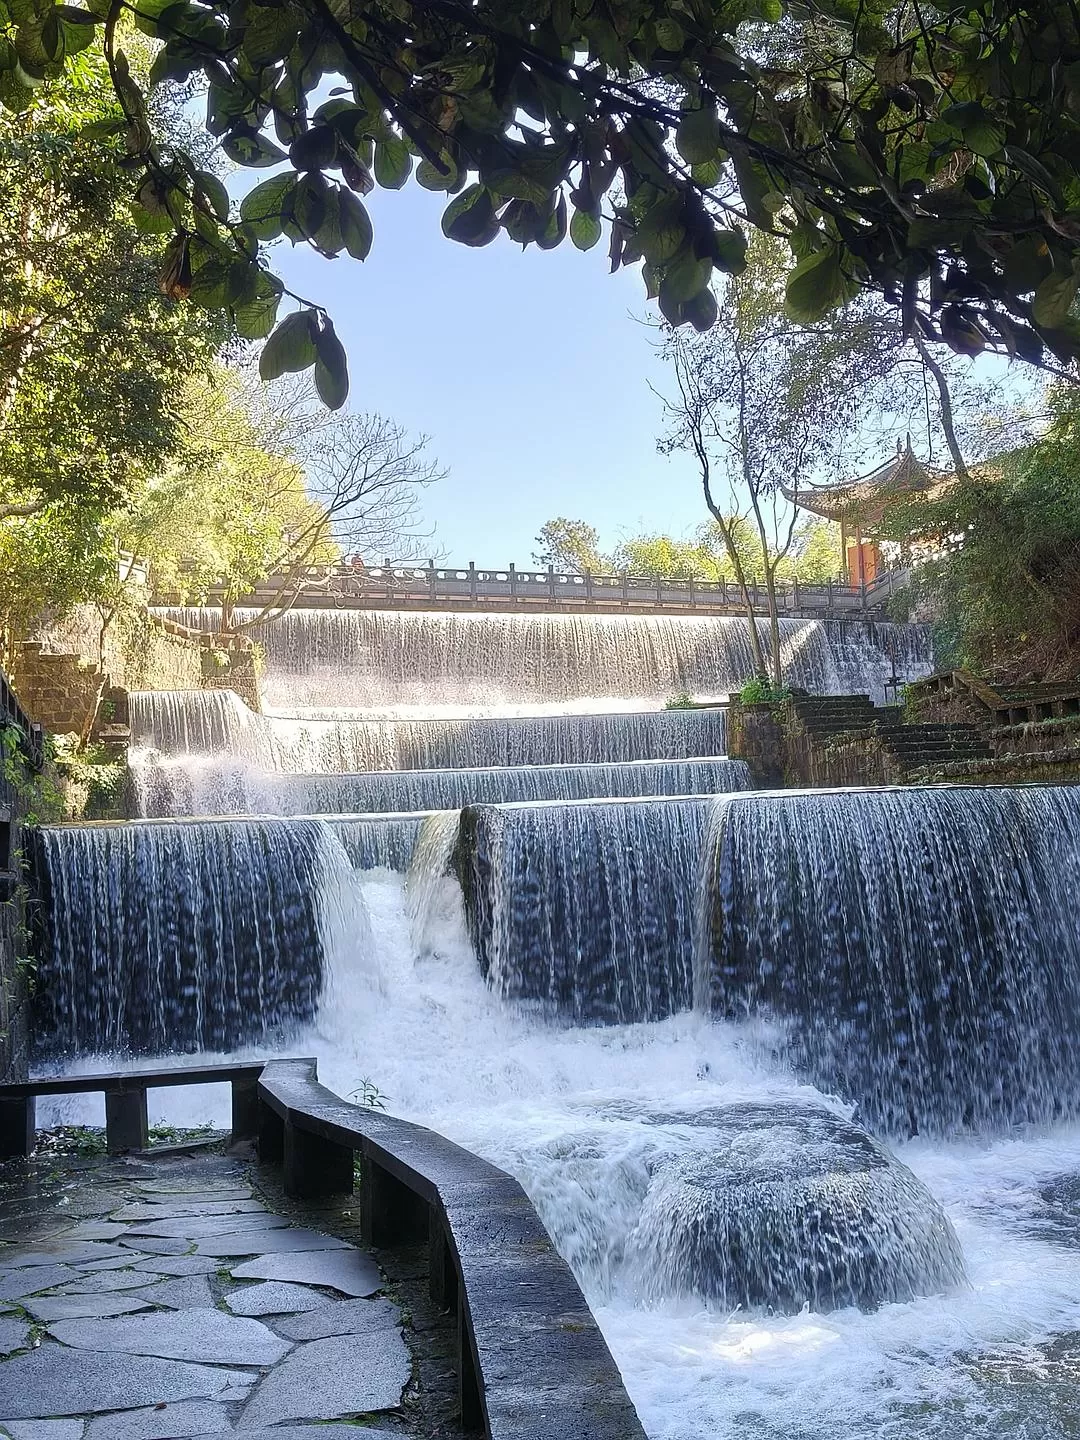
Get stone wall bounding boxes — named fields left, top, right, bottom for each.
left=16, top=605, right=260, bottom=733
left=725, top=704, right=788, bottom=787
left=10, top=643, right=102, bottom=736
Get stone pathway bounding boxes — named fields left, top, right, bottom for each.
left=0, top=1144, right=428, bottom=1438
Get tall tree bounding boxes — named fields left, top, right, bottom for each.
left=661, top=231, right=1041, bottom=684
left=5, top=0, right=1080, bottom=409
left=0, top=47, right=229, bottom=658
left=0, top=51, right=227, bottom=523
left=122, top=368, right=441, bottom=633
left=532, top=518, right=607, bottom=574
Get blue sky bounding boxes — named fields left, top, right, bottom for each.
left=272, top=184, right=710, bottom=566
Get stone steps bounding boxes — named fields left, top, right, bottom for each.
left=788, top=694, right=994, bottom=774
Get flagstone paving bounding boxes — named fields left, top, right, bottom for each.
left=0, top=1146, right=425, bottom=1438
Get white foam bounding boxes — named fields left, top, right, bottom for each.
left=43, top=856, right=1080, bottom=1440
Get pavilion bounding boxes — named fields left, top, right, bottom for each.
left=782, top=440, right=934, bottom=586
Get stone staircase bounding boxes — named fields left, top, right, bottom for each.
left=790, top=695, right=993, bottom=777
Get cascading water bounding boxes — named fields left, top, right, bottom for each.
left=130, top=690, right=731, bottom=771
left=696, top=785, right=1080, bottom=1137
left=451, top=797, right=713, bottom=1024
left=323, top=812, right=429, bottom=872
left=38, top=596, right=1080, bottom=1440
left=157, top=606, right=932, bottom=709
left=134, top=754, right=752, bottom=819
left=31, top=817, right=359, bottom=1057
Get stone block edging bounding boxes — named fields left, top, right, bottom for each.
left=257, top=1057, right=646, bottom=1440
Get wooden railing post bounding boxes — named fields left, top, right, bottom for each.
left=259, top=1100, right=285, bottom=1162
left=358, top=1155, right=428, bottom=1246
left=283, top=1121, right=354, bottom=1199
left=459, top=1297, right=484, bottom=1432
left=105, top=1086, right=148, bottom=1154
left=429, top=1218, right=458, bottom=1311
left=0, top=1095, right=34, bottom=1158
left=231, top=1073, right=261, bottom=1143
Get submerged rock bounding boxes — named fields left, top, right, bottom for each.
left=625, top=1102, right=966, bottom=1313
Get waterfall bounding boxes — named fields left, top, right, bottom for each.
left=32, top=818, right=346, bottom=1057
left=130, top=691, right=731, bottom=773
left=619, top=1102, right=965, bottom=1311
left=697, top=786, right=1080, bottom=1137
left=323, top=813, right=428, bottom=871
left=133, top=755, right=754, bottom=819
left=157, top=607, right=933, bottom=708
left=450, top=796, right=713, bottom=1024
left=129, top=689, right=275, bottom=763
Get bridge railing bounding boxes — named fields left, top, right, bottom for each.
left=232, top=561, right=910, bottom=617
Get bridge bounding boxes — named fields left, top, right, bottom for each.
left=228, top=560, right=910, bottom=621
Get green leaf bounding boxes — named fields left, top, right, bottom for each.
left=259, top=310, right=317, bottom=380
left=188, top=255, right=235, bottom=308
left=712, top=226, right=748, bottom=274
left=148, top=43, right=198, bottom=88
left=570, top=208, right=601, bottom=251
left=1032, top=266, right=1080, bottom=328
left=940, top=100, right=1005, bottom=158
left=194, top=169, right=230, bottom=222
left=314, top=319, right=349, bottom=409
left=337, top=187, right=373, bottom=260
left=290, top=124, right=338, bottom=172
left=81, top=115, right=126, bottom=139
left=676, top=103, right=721, bottom=166
left=290, top=172, right=329, bottom=243
left=536, top=191, right=567, bottom=251
left=233, top=273, right=282, bottom=339
left=661, top=253, right=712, bottom=303
left=222, top=128, right=286, bottom=168
left=1002, top=235, right=1053, bottom=295
left=40, top=12, right=64, bottom=62
left=416, top=153, right=458, bottom=191
left=442, top=185, right=499, bottom=245
left=239, top=173, right=295, bottom=239
left=732, top=151, right=773, bottom=227
left=683, top=287, right=719, bottom=331
left=784, top=245, right=856, bottom=322
left=374, top=135, right=411, bottom=189
left=654, top=17, right=685, bottom=50
left=241, top=4, right=296, bottom=66
left=638, top=195, right=686, bottom=264
left=129, top=201, right=173, bottom=234
left=1004, top=146, right=1064, bottom=208
left=501, top=198, right=547, bottom=246
left=691, top=156, right=723, bottom=187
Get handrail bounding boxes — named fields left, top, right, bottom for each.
left=257, top=1057, right=646, bottom=1440
left=170, top=560, right=911, bottom=621
left=0, top=1059, right=276, bottom=1157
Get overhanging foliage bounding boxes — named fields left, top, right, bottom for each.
left=4, top=0, right=1080, bottom=407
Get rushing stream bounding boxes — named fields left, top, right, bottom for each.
left=31, top=606, right=1080, bottom=1440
